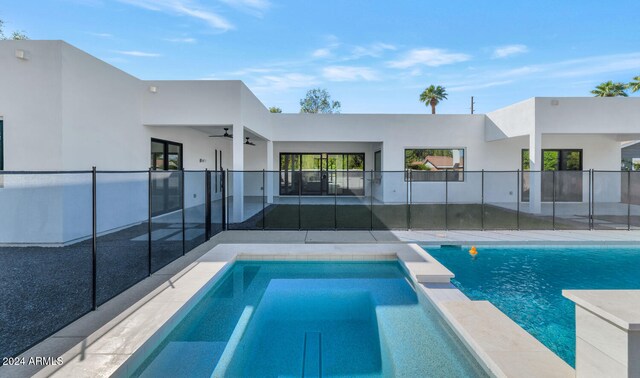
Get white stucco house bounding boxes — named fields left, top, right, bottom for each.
left=1, top=40, right=640, bottom=242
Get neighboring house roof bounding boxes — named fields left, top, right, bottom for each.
left=423, top=156, right=463, bottom=170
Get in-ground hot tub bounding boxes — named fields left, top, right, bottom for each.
left=130, top=261, right=487, bottom=377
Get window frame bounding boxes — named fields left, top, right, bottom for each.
left=404, top=147, right=466, bottom=182
left=151, top=138, right=183, bottom=171
left=521, top=149, right=583, bottom=171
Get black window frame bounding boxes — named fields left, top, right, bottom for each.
left=404, top=148, right=466, bottom=182
left=278, top=152, right=366, bottom=195
left=521, top=149, right=583, bottom=171
left=151, top=138, right=183, bottom=171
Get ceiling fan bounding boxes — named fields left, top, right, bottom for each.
left=209, top=127, right=233, bottom=139
left=244, top=137, right=255, bottom=146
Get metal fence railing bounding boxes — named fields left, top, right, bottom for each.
left=225, top=169, right=640, bottom=232
left=2, top=167, right=639, bottom=360
left=0, top=168, right=225, bottom=361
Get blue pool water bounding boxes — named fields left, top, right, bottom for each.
left=132, top=261, right=487, bottom=377
left=426, top=245, right=640, bottom=366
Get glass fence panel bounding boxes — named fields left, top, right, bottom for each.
left=265, top=171, right=299, bottom=229
left=96, top=172, right=149, bottom=306
left=336, top=171, right=371, bottom=229
left=184, top=171, right=207, bottom=251
left=483, top=171, right=518, bottom=230
left=211, top=171, right=224, bottom=235
left=519, top=171, right=554, bottom=230
left=150, top=171, right=184, bottom=272
left=410, top=171, right=445, bottom=230
left=593, top=171, right=628, bottom=230
left=227, top=171, right=264, bottom=230
left=372, top=171, right=408, bottom=230
left=447, top=171, right=483, bottom=230
left=0, top=173, right=93, bottom=359
left=554, top=171, right=590, bottom=230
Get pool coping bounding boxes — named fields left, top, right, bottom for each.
left=37, top=243, right=574, bottom=378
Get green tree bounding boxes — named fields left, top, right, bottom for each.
left=419, top=85, right=448, bottom=114
left=299, top=88, right=341, bottom=114
left=629, top=76, right=640, bottom=93
left=590, top=81, right=628, bottom=97
left=268, top=106, right=282, bottom=113
left=0, top=19, right=28, bottom=40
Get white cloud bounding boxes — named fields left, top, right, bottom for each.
left=219, top=0, right=271, bottom=16
left=349, top=43, right=396, bottom=59
left=387, top=48, right=471, bottom=68
left=165, top=37, right=197, bottom=43
left=322, top=66, right=379, bottom=82
left=89, top=32, right=113, bottom=38
left=312, top=48, right=332, bottom=58
left=114, top=50, right=161, bottom=57
left=252, top=73, right=319, bottom=92
left=448, top=80, right=514, bottom=92
left=118, top=0, right=234, bottom=31
left=492, top=44, right=528, bottom=59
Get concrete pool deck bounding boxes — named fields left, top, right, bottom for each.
left=4, top=230, right=640, bottom=377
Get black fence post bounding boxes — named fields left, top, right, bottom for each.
left=481, top=170, right=485, bottom=231
left=262, top=169, right=266, bottom=231
left=370, top=169, right=374, bottom=231
left=590, top=169, right=595, bottom=230
left=148, top=168, right=152, bottom=275
left=181, top=169, right=186, bottom=256
left=628, top=170, right=631, bottom=231
left=516, top=170, right=520, bottom=231
left=552, top=170, right=556, bottom=230
left=91, top=166, right=97, bottom=311
left=334, top=171, right=338, bottom=230
left=408, top=169, right=412, bottom=230
left=205, top=169, right=211, bottom=240
left=221, top=169, right=227, bottom=231
left=445, top=168, right=449, bottom=231
left=589, top=169, right=593, bottom=231
left=298, top=171, right=302, bottom=231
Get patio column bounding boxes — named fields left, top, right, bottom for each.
left=529, top=132, right=542, bottom=214
left=266, top=140, right=274, bottom=203
left=232, top=125, right=244, bottom=223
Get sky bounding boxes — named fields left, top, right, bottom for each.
left=2, top=0, right=639, bottom=114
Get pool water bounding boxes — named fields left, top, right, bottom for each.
left=132, top=261, right=486, bottom=377
left=426, top=245, right=640, bottom=366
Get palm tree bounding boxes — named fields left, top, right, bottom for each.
left=629, top=76, right=640, bottom=93
left=591, top=81, right=628, bottom=97
left=419, top=85, right=448, bottom=114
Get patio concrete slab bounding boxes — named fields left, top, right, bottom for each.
left=305, top=230, right=377, bottom=243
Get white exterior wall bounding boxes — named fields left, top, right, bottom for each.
left=1, top=40, right=639, bottom=239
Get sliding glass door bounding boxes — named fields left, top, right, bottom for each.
left=280, top=153, right=365, bottom=195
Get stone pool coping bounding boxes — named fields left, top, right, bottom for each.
left=37, top=243, right=573, bottom=377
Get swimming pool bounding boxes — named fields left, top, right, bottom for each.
left=426, top=245, right=640, bottom=366
left=131, top=261, right=486, bottom=377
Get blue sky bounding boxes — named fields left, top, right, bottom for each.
left=2, top=0, right=640, bottom=113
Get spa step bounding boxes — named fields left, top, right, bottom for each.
left=302, top=332, right=322, bottom=378
left=140, top=341, right=226, bottom=378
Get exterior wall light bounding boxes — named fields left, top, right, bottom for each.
left=15, top=49, right=27, bottom=60
left=149, top=86, right=158, bottom=93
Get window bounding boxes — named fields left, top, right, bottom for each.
left=151, top=138, right=183, bottom=170
left=521, top=149, right=582, bottom=171
left=279, top=152, right=365, bottom=195
left=374, top=150, right=381, bottom=172
left=405, top=148, right=464, bottom=181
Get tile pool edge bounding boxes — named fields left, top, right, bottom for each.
left=415, top=249, right=575, bottom=378
left=40, top=243, right=456, bottom=377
